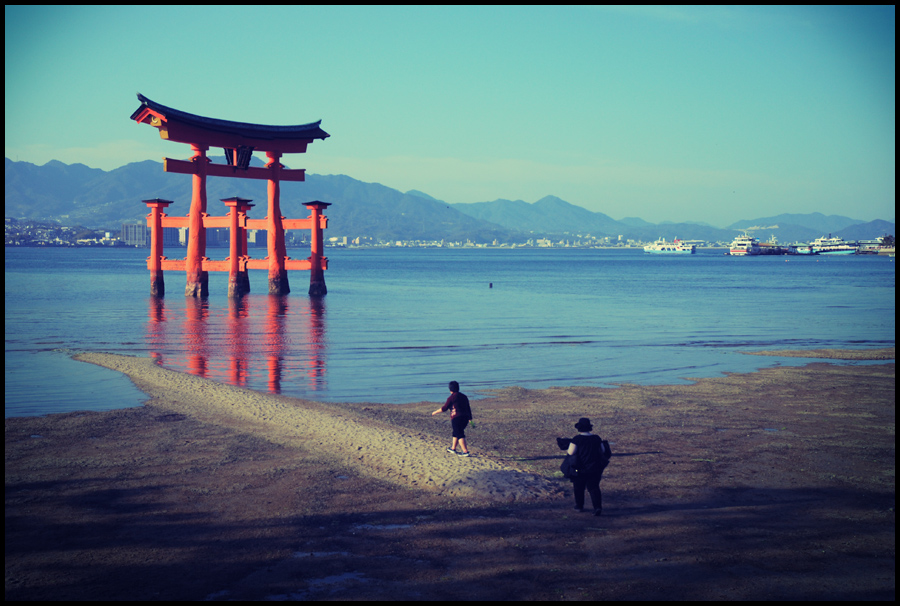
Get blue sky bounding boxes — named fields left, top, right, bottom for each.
left=5, top=5, right=895, bottom=226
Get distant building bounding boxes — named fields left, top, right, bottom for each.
left=120, top=223, right=181, bottom=247
left=249, top=229, right=267, bottom=248
left=206, top=228, right=228, bottom=247
left=121, top=224, right=270, bottom=248
left=121, top=223, right=149, bottom=246
left=163, top=227, right=180, bottom=247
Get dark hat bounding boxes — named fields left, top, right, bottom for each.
left=574, top=417, right=593, bottom=432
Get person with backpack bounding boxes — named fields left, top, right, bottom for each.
left=431, top=380, right=473, bottom=457
left=564, top=417, right=611, bottom=516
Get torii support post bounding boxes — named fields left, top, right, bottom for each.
left=265, top=151, right=290, bottom=295
left=185, top=144, right=209, bottom=298
left=222, top=197, right=254, bottom=298
left=237, top=201, right=252, bottom=295
left=305, top=201, right=331, bottom=296
left=144, top=198, right=173, bottom=297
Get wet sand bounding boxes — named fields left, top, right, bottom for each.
left=5, top=349, right=895, bottom=600
left=742, top=347, right=896, bottom=360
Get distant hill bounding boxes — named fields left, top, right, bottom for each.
left=725, top=213, right=880, bottom=243
left=299, top=174, right=513, bottom=242
left=4, top=157, right=514, bottom=243
left=618, top=217, right=655, bottom=228
left=405, top=189, right=440, bottom=201
left=451, top=195, right=625, bottom=237
left=4, top=158, right=895, bottom=243
left=453, top=197, right=740, bottom=242
left=729, top=213, right=865, bottom=234
left=834, top=220, right=896, bottom=242
left=4, top=159, right=106, bottom=217
left=452, top=198, right=894, bottom=243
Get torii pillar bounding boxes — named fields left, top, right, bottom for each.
left=185, top=145, right=209, bottom=298
left=144, top=198, right=173, bottom=297
left=222, top=197, right=254, bottom=298
left=305, top=201, right=331, bottom=296
left=266, top=151, right=290, bottom=295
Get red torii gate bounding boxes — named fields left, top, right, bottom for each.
left=130, top=93, right=331, bottom=297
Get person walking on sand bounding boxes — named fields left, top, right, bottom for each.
left=567, top=417, right=610, bottom=516
left=432, top=381, right=473, bottom=457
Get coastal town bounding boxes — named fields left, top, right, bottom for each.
left=5, top=217, right=894, bottom=254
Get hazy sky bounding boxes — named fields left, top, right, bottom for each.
left=5, top=5, right=895, bottom=226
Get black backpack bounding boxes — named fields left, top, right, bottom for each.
left=558, top=437, right=612, bottom=478
left=597, top=439, right=612, bottom=473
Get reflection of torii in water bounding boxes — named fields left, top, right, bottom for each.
left=130, top=94, right=331, bottom=297
left=146, top=295, right=327, bottom=394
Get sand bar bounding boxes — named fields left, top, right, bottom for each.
left=742, top=347, right=895, bottom=360
left=69, top=353, right=559, bottom=502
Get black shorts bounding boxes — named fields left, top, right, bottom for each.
left=451, top=417, right=469, bottom=439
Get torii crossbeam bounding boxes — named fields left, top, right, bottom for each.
left=130, top=93, right=331, bottom=296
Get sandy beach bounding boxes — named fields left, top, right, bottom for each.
left=6, top=349, right=895, bottom=600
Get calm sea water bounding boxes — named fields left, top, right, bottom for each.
left=5, top=246, right=895, bottom=416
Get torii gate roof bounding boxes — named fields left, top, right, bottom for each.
left=130, top=93, right=329, bottom=153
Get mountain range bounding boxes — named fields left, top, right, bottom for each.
left=5, top=158, right=894, bottom=244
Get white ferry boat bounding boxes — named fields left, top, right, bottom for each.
left=811, top=234, right=858, bottom=255
left=729, top=234, right=761, bottom=256
left=790, top=244, right=817, bottom=255
left=643, top=237, right=696, bottom=254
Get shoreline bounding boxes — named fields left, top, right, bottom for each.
left=741, top=347, right=895, bottom=360
left=6, top=350, right=895, bottom=600
left=4, top=346, right=893, bottom=420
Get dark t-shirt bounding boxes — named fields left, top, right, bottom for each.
left=441, top=391, right=472, bottom=420
left=572, top=434, right=606, bottom=474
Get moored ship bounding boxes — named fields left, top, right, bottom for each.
left=643, top=237, right=696, bottom=254
left=811, top=234, right=858, bottom=255
left=729, top=234, right=761, bottom=256
left=789, top=244, right=817, bottom=255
